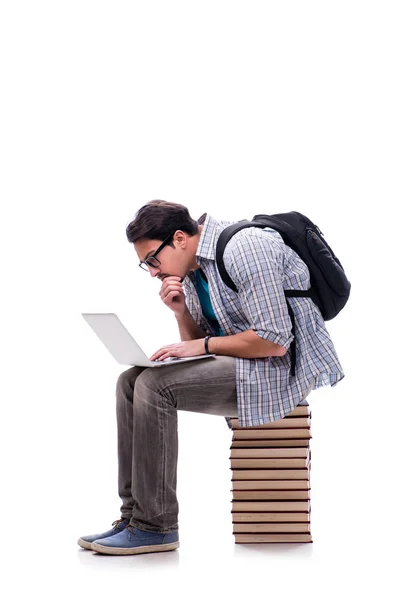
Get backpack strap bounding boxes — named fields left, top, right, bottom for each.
left=284, top=290, right=314, bottom=298
left=284, top=298, right=296, bottom=377
left=216, top=220, right=256, bottom=293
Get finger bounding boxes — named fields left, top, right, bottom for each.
left=157, top=352, right=172, bottom=361
left=160, top=279, right=183, bottom=290
left=159, top=285, right=183, bottom=299
left=159, top=285, right=182, bottom=299
left=152, top=351, right=174, bottom=361
left=160, top=282, right=183, bottom=291
left=162, top=291, right=181, bottom=303
left=155, top=345, right=181, bottom=358
left=149, top=348, right=166, bottom=361
left=150, top=343, right=182, bottom=361
left=161, top=276, right=182, bottom=285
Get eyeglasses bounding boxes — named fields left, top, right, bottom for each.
left=138, top=233, right=175, bottom=272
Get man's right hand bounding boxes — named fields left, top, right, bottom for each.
left=159, top=276, right=187, bottom=317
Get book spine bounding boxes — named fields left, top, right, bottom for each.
left=231, top=500, right=311, bottom=512
left=233, top=523, right=310, bottom=533
left=231, top=490, right=310, bottom=500
left=232, top=480, right=310, bottom=490
left=231, top=468, right=310, bottom=480
left=233, top=429, right=311, bottom=440
left=231, top=439, right=310, bottom=447
left=234, top=533, right=313, bottom=543
left=230, top=447, right=309, bottom=458
left=230, top=457, right=310, bottom=469
left=232, top=512, right=310, bottom=523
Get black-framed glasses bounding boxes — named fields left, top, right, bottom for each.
left=138, top=233, right=175, bottom=272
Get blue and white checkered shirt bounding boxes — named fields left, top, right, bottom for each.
left=183, top=213, right=345, bottom=430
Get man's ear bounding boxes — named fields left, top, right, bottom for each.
left=174, top=230, right=187, bottom=248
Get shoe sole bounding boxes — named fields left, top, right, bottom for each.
left=91, top=540, right=180, bottom=555
left=77, top=538, right=94, bottom=550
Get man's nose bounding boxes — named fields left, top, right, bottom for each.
left=148, top=265, right=160, bottom=278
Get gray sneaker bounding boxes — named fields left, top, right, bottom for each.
left=78, top=518, right=130, bottom=550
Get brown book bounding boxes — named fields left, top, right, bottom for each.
left=230, top=447, right=309, bottom=459
left=232, top=468, right=310, bottom=480
left=231, top=439, right=310, bottom=447
left=296, top=399, right=309, bottom=406
left=230, top=406, right=310, bottom=430
left=233, top=522, right=310, bottom=533
left=286, top=405, right=310, bottom=417
left=230, top=456, right=310, bottom=469
left=232, top=480, right=310, bottom=491
left=233, top=429, right=311, bottom=440
left=232, top=489, right=310, bottom=500
left=232, top=512, right=310, bottom=523
left=234, top=533, right=312, bottom=543
left=232, top=500, right=310, bottom=512
left=235, top=417, right=311, bottom=430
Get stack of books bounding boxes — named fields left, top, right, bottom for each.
left=230, top=400, right=312, bottom=543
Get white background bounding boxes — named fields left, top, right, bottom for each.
left=1, top=1, right=399, bottom=599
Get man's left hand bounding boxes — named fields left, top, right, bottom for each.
left=150, top=339, right=206, bottom=361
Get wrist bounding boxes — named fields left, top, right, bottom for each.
left=204, top=335, right=214, bottom=354
left=174, top=306, right=189, bottom=320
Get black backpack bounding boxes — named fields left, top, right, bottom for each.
left=215, top=211, right=351, bottom=377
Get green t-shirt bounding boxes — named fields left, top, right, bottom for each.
left=193, top=269, right=225, bottom=336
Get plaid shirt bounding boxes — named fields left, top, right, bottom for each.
left=183, top=213, right=345, bottom=430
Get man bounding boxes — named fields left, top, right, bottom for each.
left=78, top=199, right=345, bottom=556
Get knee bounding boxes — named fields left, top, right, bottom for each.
left=116, top=366, right=144, bottom=400
left=133, top=368, right=168, bottom=403
left=133, top=368, right=156, bottom=394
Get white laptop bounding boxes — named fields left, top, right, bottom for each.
left=81, top=312, right=216, bottom=367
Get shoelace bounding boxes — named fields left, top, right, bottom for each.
left=111, top=518, right=134, bottom=533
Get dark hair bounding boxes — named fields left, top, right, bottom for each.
left=126, top=199, right=199, bottom=245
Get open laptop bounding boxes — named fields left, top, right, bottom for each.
left=81, top=312, right=216, bottom=367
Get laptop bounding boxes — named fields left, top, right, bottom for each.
left=81, top=312, right=217, bottom=367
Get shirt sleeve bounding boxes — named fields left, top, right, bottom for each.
left=223, top=229, right=294, bottom=349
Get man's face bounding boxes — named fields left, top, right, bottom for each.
left=134, top=231, right=190, bottom=281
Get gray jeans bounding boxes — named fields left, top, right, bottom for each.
left=116, top=355, right=238, bottom=534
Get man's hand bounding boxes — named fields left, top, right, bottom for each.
left=159, top=276, right=186, bottom=317
left=150, top=339, right=205, bottom=361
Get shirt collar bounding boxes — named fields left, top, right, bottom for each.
left=195, top=212, right=231, bottom=261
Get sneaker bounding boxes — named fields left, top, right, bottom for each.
left=91, top=523, right=179, bottom=555
left=77, top=518, right=130, bottom=550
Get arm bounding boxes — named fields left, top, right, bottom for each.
left=222, top=229, right=294, bottom=353
left=149, top=328, right=286, bottom=361
left=158, top=275, right=208, bottom=341
left=207, top=329, right=286, bottom=358
left=175, top=308, right=208, bottom=342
